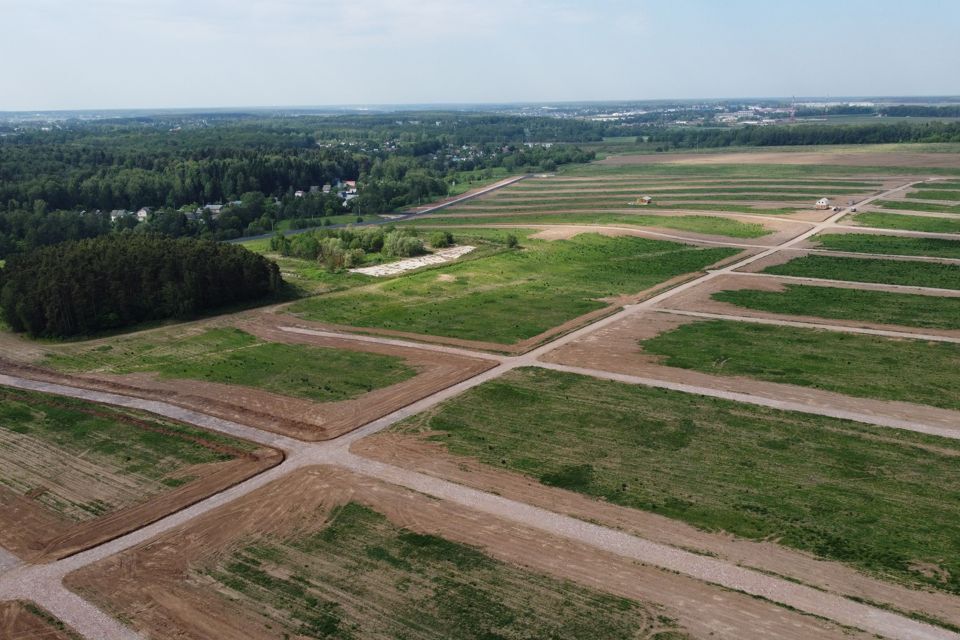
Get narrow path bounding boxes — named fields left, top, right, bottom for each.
left=654, top=308, right=960, bottom=344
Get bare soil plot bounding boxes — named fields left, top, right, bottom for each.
left=1, top=315, right=496, bottom=441
left=0, top=601, right=81, bottom=640
left=541, top=309, right=960, bottom=436
left=65, top=466, right=868, bottom=640
left=597, top=151, right=960, bottom=169
left=0, top=386, right=280, bottom=562
left=656, top=273, right=960, bottom=338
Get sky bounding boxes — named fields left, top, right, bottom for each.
left=2, top=0, right=959, bottom=111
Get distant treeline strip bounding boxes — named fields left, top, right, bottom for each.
left=644, top=122, right=960, bottom=148
left=0, top=235, right=282, bottom=337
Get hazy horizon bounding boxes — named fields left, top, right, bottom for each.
left=3, top=0, right=959, bottom=111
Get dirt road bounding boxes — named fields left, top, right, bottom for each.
left=1, top=177, right=956, bottom=639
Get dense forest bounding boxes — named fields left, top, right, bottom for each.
left=645, top=121, right=960, bottom=149
left=0, top=113, right=596, bottom=257
left=0, top=235, right=281, bottom=337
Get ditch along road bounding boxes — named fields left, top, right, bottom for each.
left=1, top=179, right=957, bottom=640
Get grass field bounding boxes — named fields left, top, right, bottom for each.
left=642, top=319, right=960, bottom=410
left=762, top=255, right=960, bottom=289
left=813, top=233, right=960, bottom=258
left=200, top=501, right=685, bottom=639
left=877, top=200, right=960, bottom=214
left=914, top=182, right=960, bottom=190
left=0, top=387, right=252, bottom=521
left=45, top=327, right=416, bottom=403
left=395, top=367, right=960, bottom=595
left=453, top=202, right=805, bottom=216
left=289, top=231, right=737, bottom=344
left=904, top=190, right=960, bottom=202
left=414, top=213, right=769, bottom=238
left=846, top=212, right=960, bottom=234
left=713, top=284, right=960, bottom=330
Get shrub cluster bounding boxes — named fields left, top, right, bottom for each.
left=0, top=234, right=281, bottom=337
left=271, top=227, right=430, bottom=272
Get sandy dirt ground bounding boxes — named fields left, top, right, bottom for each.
left=597, top=151, right=960, bottom=169
left=64, top=465, right=870, bottom=640
left=352, top=433, right=960, bottom=628
left=0, top=601, right=79, bottom=639
left=656, top=273, right=960, bottom=338
left=0, top=314, right=497, bottom=442
left=539, top=309, right=960, bottom=436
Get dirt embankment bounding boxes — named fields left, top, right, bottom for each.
left=65, top=466, right=869, bottom=640
left=0, top=601, right=81, bottom=639
left=0, top=403, right=281, bottom=563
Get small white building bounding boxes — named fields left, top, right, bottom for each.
left=294, top=190, right=306, bottom=198
left=136, top=207, right=152, bottom=222
left=815, top=198, right=831, bottom=210
left=109, top=209, right=130, bottom=222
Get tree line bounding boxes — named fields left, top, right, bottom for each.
left=644, top=121, right=960, bottom=149
left=0, top=234, right=281, bottom=337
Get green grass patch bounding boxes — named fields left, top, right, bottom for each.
left=415, top=213, right=769, bottom=238
left=914, top=182, right=960, bottom=190
left=846, top=212, right=960, bottom=234
left=289, top=232, right=737, bottom=344
left=642, top=319, right=960, bottom=409
left=763, top=255, right=960, bottom=289
left=202, top=501, right=683, bottom=639
left=397, top=367, right=960, bottom=595
left=813, top=233, right=960, bottom=258
left=905, top=190, right=960, bottom=202
left=877, top=200, right=960, bottom=214
left=713, top=284, right=960, bottom=330
left=45, top=327, right=416, bottom=403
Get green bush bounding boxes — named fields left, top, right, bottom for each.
left=429, top=231, right=454, bottom=248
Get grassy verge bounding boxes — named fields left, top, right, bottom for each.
left=762, top=255, right=960, bottom=289
left=45, top=327, right=416, bottom=403
left=395, top=367, right=960, bottom=594
left=813, top=233, right=960, bottom=258
left=289, top=231, right=737, bottom=344
left=413, top=213, right=769, bottom=238
left=202, top=501, right=685, bottom=639
left=642, top=319, right=960, bottom=409
left=846, top=212, right=960, bottom=234
left=712, top=284, right=960, bottom=330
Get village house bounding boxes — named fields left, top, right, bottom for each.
left=815, top=198, right=831, bottom=210
left=136, top=207, right=152, bottom=222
